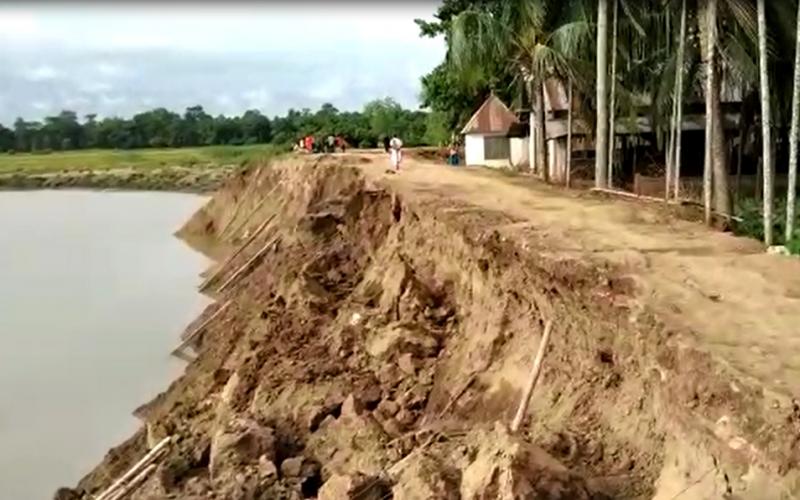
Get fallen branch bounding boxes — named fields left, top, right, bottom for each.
left=590, top=187, right=665, bottom=203
left=199, top=214, right=276, bottom=291
left=510, top=320, right=553, bottom=433
left=216, top=235, right=280, bottom=294
left=172, top=300, right=232, bottom=355
left=95, top=436, right=172, bottom=500
left=590, top=188, right=743, bottom=222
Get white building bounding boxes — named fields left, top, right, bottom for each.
left=461, top=94, right=529, bottom=169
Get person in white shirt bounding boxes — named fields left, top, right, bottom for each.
left=389, top=135, right=403, bottom=171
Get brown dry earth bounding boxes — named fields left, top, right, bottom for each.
left=63, top=152, right=800, bottom=500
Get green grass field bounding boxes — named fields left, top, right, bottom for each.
left=0, top=144, right=281, bottom=175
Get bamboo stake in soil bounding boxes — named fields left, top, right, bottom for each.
left=199, top=214, right=276, bottom=291
left=95, top=436, right=172, bottom=500
left=216, top=166, right=263, bottom=237
left=510, top=320, right=553, bottom=433
left=220, top=182, right=281, bottom=243
left=172, top=300, right=232, bottom=355
left=216, top=235, right=280, bottom=294
left=106, top=464, right=157, bottom=500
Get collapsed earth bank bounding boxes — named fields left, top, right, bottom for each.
left=66, top=154, right=800, bottom=499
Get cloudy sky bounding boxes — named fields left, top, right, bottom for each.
left=0, top=2, right=444, bottom=125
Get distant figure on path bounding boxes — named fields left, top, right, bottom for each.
left=336, top=135, right=346, bottom=153
left=383, top=136, right=391, bottom=153
left=389, top=135, right=403, bottom=172
left=326, top=135, right=335, bottom=153
left=304, top=136, right=314, bottom=152
left=448, top=143, right=459, bottom=166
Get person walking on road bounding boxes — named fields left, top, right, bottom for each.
left=383, top=136, right=391, bottom=153
left=389, top=135, right=403, bottom=172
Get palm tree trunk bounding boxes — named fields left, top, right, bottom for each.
left=566, top=79, right=574, bottom=188
left=735, top=120, right=745, bottom=202
left=595, top=0, right=610, bottom=188
left=712, top=69, right=732, bottom=215
left=757, top=0, right=774, bottom=245
left=667, top=84, right=678, bottom=200
left=786, top=0, right=800, bottom=242
left=670, top=0, right=688, bottom=201
left=538, top=82, right=548, bottom=182
left=703, top=0, right=717, bottom=225
left=608, top=0, right=619, bottom=189
left=528, top=79, right=536, bottom=173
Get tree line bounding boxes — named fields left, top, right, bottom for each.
left=0, top=98, right=451, bottom=154
left=416, top=0, right=800, bottom=248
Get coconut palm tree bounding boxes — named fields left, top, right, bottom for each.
left=786, top=0, right=800, bottom=242
left=607, top=0, right=619, bottom=188
left=702, top=0, right=718, bottom=225
left=757, top=0, right=774, bottom=245
left=596, top=0, right=610, bottom=188
left=672, top=0, right=688, bottom=200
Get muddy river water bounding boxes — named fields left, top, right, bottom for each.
left=0, top=190, right=212, bottom=500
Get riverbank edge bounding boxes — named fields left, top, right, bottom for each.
left=0, top=165, right=236, bottom=193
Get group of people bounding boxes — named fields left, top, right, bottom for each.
left=295, top=135, right=347, bottom=154
left=293, top=133, right=459, bottom=174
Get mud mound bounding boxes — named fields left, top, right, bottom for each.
left=69, top=154, right=800, bottom=500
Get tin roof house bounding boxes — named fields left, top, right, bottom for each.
left=460, top=94, right=530, bottom=169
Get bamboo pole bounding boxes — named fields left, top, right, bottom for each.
left=106, top=464, right=157, bottom=500
left=221, top=199, right=265, bottom=241
left=95, top=436, right=172, bottom=500
left=172, top=300, right=232, bottom=355
left=510, top=320, right=553, bottom=433
left=216, top=235, right=279, bottom=294
left=216, top=166, right=263, bottom=237
left=199, top=214, right=276, bottom=291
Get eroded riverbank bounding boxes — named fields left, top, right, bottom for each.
left=65, top=153, right=800, bottom=500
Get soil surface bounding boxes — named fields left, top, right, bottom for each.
left=0, top=165, right=232, bottom=193
left=62, top=152, right=800, bottom=500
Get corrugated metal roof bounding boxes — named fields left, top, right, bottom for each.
left=461, top=94, right=519, bottom=135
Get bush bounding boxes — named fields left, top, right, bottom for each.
left=787, top=235, right=800, bottom=255
left=734, top=197, right=800, bottom=251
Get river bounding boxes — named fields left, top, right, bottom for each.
left=0, top=190, right=212, bottom=500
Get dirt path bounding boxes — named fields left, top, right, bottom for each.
left=358, top=152, right=800, bottom=401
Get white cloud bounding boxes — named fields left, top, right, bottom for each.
left=242, top=88, right=273, bottom=109
left=215, top=94, right=234, bottom=107
left=309, top=76, right=346, bottom=101
left=0, top=11, right=43, bottom=40
left=23, top=64, right=60, bottom=82
left=94, top=63, right=129, bottom=78
left=64, top=96, right=91, bottom=109
left=79, top=81, right=113, bottom=94
left=100, top=95, right=126, bottom=107
left=32, top=101, right=50, bottom=111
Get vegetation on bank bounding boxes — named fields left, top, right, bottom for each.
left=0, top=98, right=450, bottom=157
left=0, top=144, right=280, bottom=175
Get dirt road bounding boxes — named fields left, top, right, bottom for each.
left=365, top=152, right=800, bottom=401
